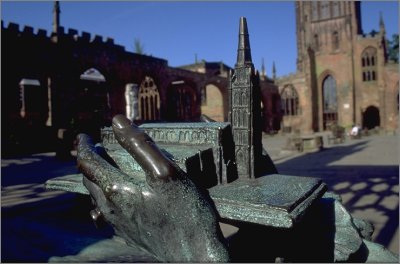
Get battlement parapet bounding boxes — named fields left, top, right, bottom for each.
left=2, top=20, right=122, bottom=48
left=37, top=29, right=47, bottom=38
left=22, top=26, right=34, bottom=35
left=67, top=28, right=78, bottom=36
left=7, top=22, right=20, bottom=32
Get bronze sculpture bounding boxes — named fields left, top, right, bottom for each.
left=46, top=17, right=398, bottom=262
left=77, top=115, right=230, bottom=262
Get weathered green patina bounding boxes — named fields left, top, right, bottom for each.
left=45, top=17, right=398, bottom=263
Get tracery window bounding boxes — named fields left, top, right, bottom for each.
left=320, top=1, right=330, bottom=19
left=311, top=2, right=319, bottom=21
left=138, top=76, right=160, bottom=121
left=361, top=47, right=377, bottom=82
left=322, top=75, right=338, bottom=129
left=281, top=85, right=299, bottom=116
left=332, top=31, right=339, bottom=50
left=332, top=2, right=340, bottom=17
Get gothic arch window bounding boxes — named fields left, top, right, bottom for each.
left=322, top=75, right=338, bottom=129
left=314, top=34, right=320, bottom=51
left=281, top=85, right=299, bottom=116
left=311, top=2, right=319, bottom=21
left=241, top=92, right=247, bottom=106
left=320, top=1, right=330, bottom=19
left=201, top=84, right=224, bottom=121
left=234, top=110, right=238, bottom=127
left=332, top=2, right=340, bottom=17
left=18, top=79, right=46, bottom=123
left=332, top=31, right=339, bottom=50
left=138, top=76, right=160, bottom=121
left=361, top=47, right=377, bottom=82
left=242, top=110, right=247, bottom=127
left=234, top=91, right=240, bottom=105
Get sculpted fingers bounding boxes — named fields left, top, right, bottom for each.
left=77, top=133, right=124, bottom=193
left=111, top=115, right=182, bottom=183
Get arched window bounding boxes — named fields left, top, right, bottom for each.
left=201, top=84, right=224, bottom=122
left=138, top=76, right=160, bottom=121
left=281, top=85, right=299, bottom=116
left=322, top=75, right=338, bottom=129
left=311, top=2, right=319, bottom=21
left=332, top=2, right=340, bottom=17
left=320, top=1, right=330, bottom=19
left=314, top=34, right=320, bottom=51
left=332, top=31, right=339, bottom=50
left=361, top=47, right=377, bottom=82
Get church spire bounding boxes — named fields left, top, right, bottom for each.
left=52, top=1, right=60, bottom=34
left=51, top=1, right=61, bottom=43
left=236, top=17, right=253, bottom=67
left=261, top=58, right=266, bottom=79
left=379, top=11, right=386, bottom=35
left=272, top=61, right=276, bottom=80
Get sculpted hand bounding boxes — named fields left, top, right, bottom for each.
left=77, top=115, right=230, bottom=262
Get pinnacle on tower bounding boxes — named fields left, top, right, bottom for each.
left=52, top=1, right=60, bottom=34
left=236, top=17, right=253, bottom=67
left=261, top=58, right=266, bottom=78
left=272, top=61, right=276, bottom=80
left=379, top=11, right=386, bottom=35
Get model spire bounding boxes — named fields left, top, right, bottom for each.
left=236, top=17, right=253, bottom=67
left=229, top=17, right=265, bottom=179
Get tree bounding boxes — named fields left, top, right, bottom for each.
left=387, top=34, right=399, bottom=63
left=134, top=38, right=145, bottom=55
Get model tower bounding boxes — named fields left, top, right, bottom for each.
left=229, top=17, right=263, bottom=179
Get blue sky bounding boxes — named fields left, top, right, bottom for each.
left=1, top=1, right=399, bottom=77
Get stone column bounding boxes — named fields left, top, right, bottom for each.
left=125, top=83, right=139, bottom=121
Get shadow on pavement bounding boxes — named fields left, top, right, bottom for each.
left=1, top=153, right=78, bottom=187
left=274, top=139, right=399, bottom=253
left=1, top=193, right=116, bottom=262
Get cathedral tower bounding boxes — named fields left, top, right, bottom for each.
left=294, top=1, right=363, bottom=130
left=295, top=1, right=362, bottom=72
left=229, top=17, right=263, bottom=179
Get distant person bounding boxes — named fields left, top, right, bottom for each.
left=350, top=124, right=360, bottom=137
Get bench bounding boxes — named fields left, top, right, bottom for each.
left=328, top=125, right=345, bottom=144
left=285, top=134, right=323, bottom=153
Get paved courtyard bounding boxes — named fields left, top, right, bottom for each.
left=263, top=132, right=399, bottom=254
left=1, top=132, right=398, bottom=261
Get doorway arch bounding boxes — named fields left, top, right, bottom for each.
left=166, top=80, right=197, bottom=121
left=201, top=84, right=224, bottom=121
left=363, top=106, right=380, bottom=130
